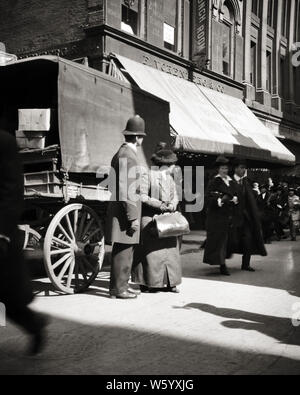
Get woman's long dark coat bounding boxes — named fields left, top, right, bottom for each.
left=131, top=169, right=182, bottom=288
left=0, top=130, right=33, bottom=307
left=203, top=176, right=236, bottom=266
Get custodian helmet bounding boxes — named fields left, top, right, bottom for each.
left=122, top=115, right=147, bottom=137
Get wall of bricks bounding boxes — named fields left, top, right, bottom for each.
left=0, top=0, right=88, bottom=55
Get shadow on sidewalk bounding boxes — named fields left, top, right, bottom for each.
left=176, top=303, right=300, bottom=347
left=0, top=313, right=300, bottom=375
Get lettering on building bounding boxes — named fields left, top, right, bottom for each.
left=142, top=55, right=225, bottom=93
left=192, top=0, right=208, bottom=69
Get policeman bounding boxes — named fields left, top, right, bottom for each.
left=106, top=115, right=146, bottom=299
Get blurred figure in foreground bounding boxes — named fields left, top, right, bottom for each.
left=0, top=116, right=48, bottom=355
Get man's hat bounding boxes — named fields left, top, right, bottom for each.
left=123, top=115, right=146, bottom=136
left=232, top=157, right=248, bottom=168
left=151, top=149, right=178, bottom=165
left=214, top=155, right=230, bottom=167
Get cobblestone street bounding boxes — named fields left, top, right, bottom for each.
left=0, top=232, right=300, bottom=375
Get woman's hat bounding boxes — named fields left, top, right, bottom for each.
left=151, top=149, right=178, bottom=165
left=214, top=155, right=230, bottom=167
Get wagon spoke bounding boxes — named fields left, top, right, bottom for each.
left=82, top=256, right=97, bottom=272
left=66, top=258, right=76, bottom=289
left=77, top=211, right=88, bottom=240
left=82, top=218, right=95, bottom=239
left=52, top=252, right=71, bottom=270
left=78, top=258, right=89, bottom=283
left=50, top=248, right=71, bottom=256
left=83, top=228, right=102, bottom=243
left=58, top=223, right=73, bottom=244
left=65, top=213, right=76, bottom=241
left=52, top=236, right=72, bottom=249
left=57, top=256, right=73, bottom=281
left=73, top=209, right=79, bottom=236
left=74, top=259, right=80, bottom=288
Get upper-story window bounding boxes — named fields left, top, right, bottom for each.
left=266, top=51, right=272, bottom=93
left=281, top=0, right=289, bottom=37
left=252, top=0, right=261, bottom=16
left=222, top=1, right=235, bottom=77
left=163, top=0, right=179, bottom=52
left=267, top=0, right=275, bottom=27
left=121, top=1, right=140, bottom=36
left=295, top=0, right=300, bottom=41
left=250, top=41, right=257, bottom=87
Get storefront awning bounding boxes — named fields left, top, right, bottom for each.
left=116, top=55, right=295, bottom=166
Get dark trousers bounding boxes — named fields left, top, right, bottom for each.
left=5, top=304, right=43, bottom=335
left=238, top=220, right=253, bottom=269
left=110, top=243, right=135, bottom=295
left=289, top=217, right=297, bottom=239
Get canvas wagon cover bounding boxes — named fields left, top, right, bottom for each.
left=56, top=58, right=171, bottom=174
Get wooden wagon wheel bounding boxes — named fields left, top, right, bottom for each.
left=44, top=204, right=105, bottom=294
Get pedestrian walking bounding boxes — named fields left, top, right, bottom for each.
left=131, top=149, right=182, bottom=293
left=287, top=188, right=300, bottom=241
left=0, top=124, right=48, bottom=355
left=257, top=184, right=274, bottom=244
left=230, top=158, right=267, bottom=272
left=106, top=115, right=146, bottom=300
left=203, top=156, right=238, bottom=276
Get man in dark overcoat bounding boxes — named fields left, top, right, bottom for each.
left=257, top=184, right=274, bottom=244
left=230, top=159, right=267, bottom=272
left=106, top=115, right=146, bottom=299
left=0, top=118, right=48, bottom=354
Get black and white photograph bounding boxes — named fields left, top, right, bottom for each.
left=0, top=0, right=300, bottom=379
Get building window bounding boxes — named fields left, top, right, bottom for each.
left=295, top=0, right=300, bottom=41
left=266, top=51, right=272, bottom=93
left=267, top=0, right=275, bottom=27
left=221, top=1, right=234, bottom=77
left=163, top=0, right=179, bottom=53
left=252, top=0, right=261, bottom=16
left=164, top=23, right=176, bottom=51
left=281, top=0, right=289, bottom=37
left=121, top=2, right=139, bottom=36
left=250, top=42, right=257, bottom=86
left=280, top=56, right=286, bottom=98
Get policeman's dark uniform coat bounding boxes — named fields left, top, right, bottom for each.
left=203, top=175, right=236, bottom=266
left=106, top=117, right=144, bottom=296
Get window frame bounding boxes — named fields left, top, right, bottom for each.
left=221, top=1, right=235, bottom=78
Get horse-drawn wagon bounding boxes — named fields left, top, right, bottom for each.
left=0, top=55, right=170, bottom=294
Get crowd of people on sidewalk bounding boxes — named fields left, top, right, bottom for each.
left=254, top=180, right=300, bottom=243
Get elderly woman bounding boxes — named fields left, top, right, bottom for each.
left=203, top=156, right=238, bottom=276
left=132, top=149, right=182, bottom=293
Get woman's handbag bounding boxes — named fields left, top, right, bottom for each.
left=153, top=212, right=190, bottom=239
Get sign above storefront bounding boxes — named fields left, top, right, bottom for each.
left=192, top=0, right=209, bottom=69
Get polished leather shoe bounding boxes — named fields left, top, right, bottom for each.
left=110, top=291, right=137, bottom=300
left=128, top=287, right=141, bottom=296
left=220, top=266, right=230, bottom=276
left=242, top=266, right=255, bottom=272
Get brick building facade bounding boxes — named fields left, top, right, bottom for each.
left=1, top=0, right=300, bottom=163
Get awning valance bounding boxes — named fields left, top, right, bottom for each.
left=116, top=55, right=295, bottom=166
